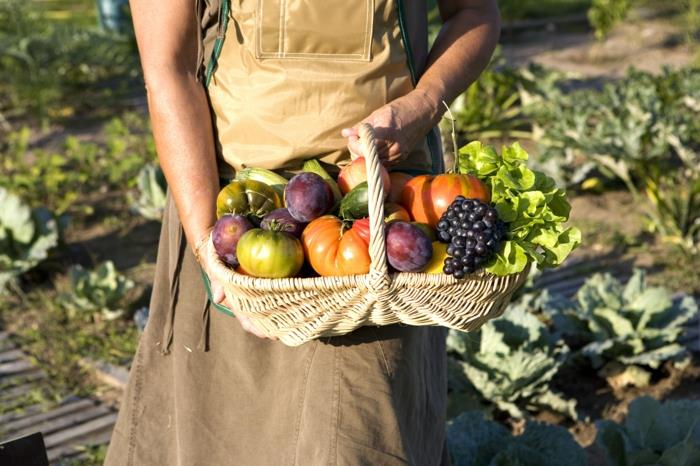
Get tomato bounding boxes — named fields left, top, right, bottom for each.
left=401, top=174, right=489, bottom=227
left=387, top=172, right=413, bottom=204
left=338, top=157, right=391, bottom=198
left=236, top=229, right=304, bottom=278
left=216, top=180, right=282, bottom=219
left=384, top=203, right=411, bottom=223
left=424, top=242, right=448, bottom=274
left=301, top=216, right=371, bottom=276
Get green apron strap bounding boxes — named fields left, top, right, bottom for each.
left=199, top=268, right=236, bottom=317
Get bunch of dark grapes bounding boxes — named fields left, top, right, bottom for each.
left=436, top=196, right=507, bottom=279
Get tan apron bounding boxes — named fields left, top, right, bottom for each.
left=207, top=0, right=443, bottom=175
left=105, top=1, right=449, bottom=465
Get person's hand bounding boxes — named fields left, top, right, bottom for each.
left=341, top=89, right=440, bottom=164
left=196, top=235, right=276, bottom=340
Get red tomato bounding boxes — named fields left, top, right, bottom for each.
left=387, top=172, right=413, bottom=204
left=338, top=157, right=391, bottom=197
left=301, top=216, right=371, bottom=276
left=401, top=174, right=490, bottom=227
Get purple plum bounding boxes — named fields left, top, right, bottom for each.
left=261, top=208, right=306, bottom=238
left=385, top=221, right=433, bottom=272
left=285, top=172, right=334, bottom=222
left=212, top=214, right=254, bottom=267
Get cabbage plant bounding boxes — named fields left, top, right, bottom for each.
left=447, top=411, right=586, bottom=466
left=60, top=261, right=134, bottom=321
left=448, top=306, right=577, bottom=420
left=551, top=269, right=697, bottom=385
left=130, top=163, right=167, bottom=221
left=0, top=187, right=61, bottom=293
left=596, top=396, right=700, bottom=466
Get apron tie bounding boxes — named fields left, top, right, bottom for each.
left=197, top=296, right=212, bottom=352
left=161, top=223, right=185, bottom=355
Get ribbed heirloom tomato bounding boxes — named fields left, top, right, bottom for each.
left=401, top=174, right=490, bottom=227
left=301, top=216, right=371, bottom=276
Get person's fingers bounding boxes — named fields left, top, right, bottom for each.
left=341, top=127, right=358, bottom=138
left=211, top=282, right=226, bottom=304
left=385, top=143, right=405, bottom=163
left=347, top=135, right=364, bottom=159
left=233, top=309, right=276, bottom=340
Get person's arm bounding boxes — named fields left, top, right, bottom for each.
left=130, top=0, right=269, bottom=338
left=343, top=0, right=501, bottom=162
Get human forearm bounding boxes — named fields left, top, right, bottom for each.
left=146, top=76, right=219, bottom=247
left=415, top=0, right=501, bottom=125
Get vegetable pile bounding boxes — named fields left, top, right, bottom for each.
left=211, top=141, right=579, bottom=279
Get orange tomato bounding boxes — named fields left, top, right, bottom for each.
left=301, top=216, right=371, bottom=276
left=401, top=174, right=490, bottom=227
left=387, top=172, right=414, bottom=204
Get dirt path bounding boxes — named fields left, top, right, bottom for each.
left=502, top=8, right=695, bottom=77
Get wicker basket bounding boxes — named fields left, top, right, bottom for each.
left=207, top=123, right=529, bottom=346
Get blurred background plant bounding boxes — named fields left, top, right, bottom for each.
left=58, top=261, right=135, bottom=322
left=0, top=0, right=139, bottom=127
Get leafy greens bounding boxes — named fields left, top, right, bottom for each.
left=458, top=141, right=581, bottom=275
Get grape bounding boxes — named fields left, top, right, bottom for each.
left=285, top=172, right=334, bottom=222
left=437, top=196, right=508, bottom=279
left=386, top=222, right=433, bottom=272
left=212, top=214, right=254, bottom=267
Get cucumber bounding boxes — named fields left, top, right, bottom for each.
left=235, top=168, right=288, bottom=199
left=302, top=159, right=342, bottom=207
left=339, top=182, right=369, bottom=220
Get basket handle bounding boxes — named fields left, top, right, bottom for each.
left=358, top=124, right=390, bottom=282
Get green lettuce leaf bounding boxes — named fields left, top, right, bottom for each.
left=458, top=142, right=581, bottom=275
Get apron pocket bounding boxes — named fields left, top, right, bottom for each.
left=255, top=0, right=374, bottom=61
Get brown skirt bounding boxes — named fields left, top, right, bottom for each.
left=105, top=196, right=450, bottom=465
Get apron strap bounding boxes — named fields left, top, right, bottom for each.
left=161, top=223, right=185, bottom=355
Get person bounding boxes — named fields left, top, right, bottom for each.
left=105, top=0, right=500, bottom=464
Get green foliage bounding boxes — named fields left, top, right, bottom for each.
left=447, top=411, right=586, bottom=466
left=59, top=261, right=135, bottom=321
left=458, top=141, right=581, bottom=275
left=447, top=306, right=577, bottom=420
left=551, top=269, right=698, bottom=373
left=531, top=67, right=700, bottom=250
left=0, top=187, right=63, bottom=293
left=645, top=168, right=700, bottom=255
left=588, top=0, right=630, bottom=40
left=446, top=58, right=566, bottom=144
left=596, top=396, right=700, bottom=466
left=0, top=0, right=139, bottom=124
left=0, top=112, right=155, bottom=217
left=130, top=163, right=168, bottom=221
left=532, top=67, right=700, bottom=191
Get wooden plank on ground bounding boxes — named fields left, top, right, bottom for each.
left=0, top=349, right=25, bottom=364
left=47, top=427, right=113, bottom=464
left=9, top=404, right=113, bottom=441
left=1, top=399, right=96, bottom=435
left=43, top=412, right=118, bottom=450
left=0, top=383, right=41, bottom=403
left=0, top=360, right=34, bottom=377
left=0, top=370, right=44, bottom=390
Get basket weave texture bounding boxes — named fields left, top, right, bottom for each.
left=208, top=124, right=528, bottom=346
